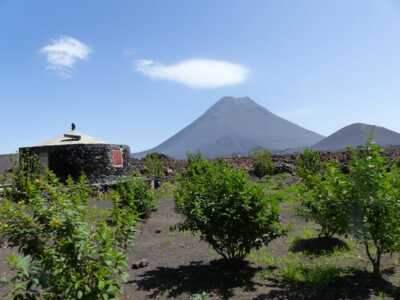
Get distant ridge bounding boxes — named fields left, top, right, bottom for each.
left=312, top=123, right=400, bottom=151
left=136, top=96, right=324, bottom=159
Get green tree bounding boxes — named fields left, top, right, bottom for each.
left=175, top=158, right=285, bottom=262
left=297, top=149, right=321, bottom=186
left=347, top=142, right=400, bottom=277
left=299, top=163, right=351, bottom=238
left=252, top=149, right=275, bottom=178
left=144, top=153, right=164, bottom=181
left=114, top=176, right=156, bottom=218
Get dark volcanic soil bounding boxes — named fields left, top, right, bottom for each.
left=124, top=197, right=270, bottom=300
left=123, top=198, right=400, bottom=300
left=1, top=196, right=400, bottom=299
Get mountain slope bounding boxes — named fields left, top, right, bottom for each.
left=313, top=123, right=400, bottom=151
left=136, top=96, right=323, bottom=159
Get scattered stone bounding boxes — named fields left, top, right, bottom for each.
left=275, top=162, right=295, bottom=174
left=131, top=259, right=149, bottom=269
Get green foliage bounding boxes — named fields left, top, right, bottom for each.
left=0, top=173, right=6, bottom=185
left=297, top=149, right=321, bottom=185
left=114, top=176, right=156, bottom=218
left=111, top=191, right=139, bottom=249
left=7, top=151, right=42, bottom=202
left=191, top=292, right=210, bottom=300
left=299, top=141, right=400, bottom=276
left=0, top=172, right=134, bottom=300
left=347, top=141, right=400, bottom=276
left=299, top=163, right=351, bottom=238
left=154, top=181, right=176, bottom=201
left=262, top=173, right=301, bottom=204
left=144, top=153, right=164, bottom=181
left=252, top=149, right=275, bottom=178
left=280, top=260, right=354, bottom=289
left=175, top=157, right=285, bottom=261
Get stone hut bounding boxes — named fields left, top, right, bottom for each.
left=19, top=124, right=131, bottom=183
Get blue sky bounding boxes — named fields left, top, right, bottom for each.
left=1, top=0, right=400, bottom=153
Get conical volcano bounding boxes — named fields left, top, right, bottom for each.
left=137, top=96, right=324, bottom=159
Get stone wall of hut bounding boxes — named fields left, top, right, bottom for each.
left=20, top=144, right=132, bottom=183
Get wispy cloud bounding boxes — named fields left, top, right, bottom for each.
left=135, top=58, right=249, bottom=89
left=279, top=109, right=313, bottom=120
left=40, top=36, right=91, bottom=78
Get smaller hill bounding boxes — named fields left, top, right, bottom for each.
left=313, top=123, right=400, bottom=151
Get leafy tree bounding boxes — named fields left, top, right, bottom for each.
left=0, top=172, right=135, bottom=299
left=175, top=158, right=285, bottom=262
left=114, top=176, right=156, bottom=218
left=299, top=141, right=400, bottom=276
left=144, top=153, right=164, bottom=182
left=299, top=163, right=351, bottom=238
left=347, top=142, right=400, bottom=277
left=252, top=149, right=275, bottom=178
left=297, top=149, right=321, bottom=186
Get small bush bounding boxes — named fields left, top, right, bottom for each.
left=297, top=149, right=321, bottom=185
left=0, top=172, right=131, bottom=300
left=111, top=191, right=139, bottom=249
left=299, top=163, right=351, bottom=238
left=144, top=153, right=165, bottom=181
left=175, top=158, right=285, bottom=261
left=7, top=151, right=41, bottom=202
left=114, top=176, right=156, bottom=218
left=252, top=149, right=275, bottom=178
left=281, top=261, right=354, bottom=289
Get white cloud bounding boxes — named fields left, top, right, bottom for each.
left=279, top=109, right=312, bottom=120
left=40, top=36, right=91, bottom=78
left=135, top=58, right=249, bottom=89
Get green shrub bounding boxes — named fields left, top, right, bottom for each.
left=154, top=181, right=176, bottom=201
left=347, top=141, right=400, bottom=277
left=175, top=158, right=285, bottom=261
left=0, top=172, right=131, bottom=300
left=297, top=149, right=321, bottom=186
left=191, top=292, right=210, bottom=300
left=114, top=176, right=156, bottom=218
left=7, top=151, right=41, bottom=202
left=299, top=163, right=351, bottom=238
left=144, top=153, right=164, bottom=181
left=111, top=191, right=139, bottom=249
left=280, top=260, right=354, bottom=289
left=252, top=149, right=275, bottom=178
left=299, top=141, right=400, bottom=277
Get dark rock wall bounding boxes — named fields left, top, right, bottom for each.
left=130, top=147, right=400, bottom=178
left=20, top=144, right=132, bottom=183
